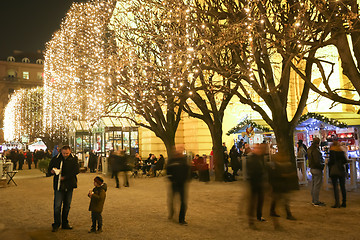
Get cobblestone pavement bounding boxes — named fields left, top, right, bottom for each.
left=1, top=169, right=360, bottom=240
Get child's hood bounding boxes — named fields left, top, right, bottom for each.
left=101, top=183, right=108, bottom=192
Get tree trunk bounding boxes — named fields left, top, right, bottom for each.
left=271, top=116, right=297, bottom=166
left=162, top=136, right=176, bottom=160
left=210, top=123, right=224, bottom=181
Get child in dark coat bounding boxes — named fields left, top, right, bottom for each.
left=88, top=176, right=107, bottom=233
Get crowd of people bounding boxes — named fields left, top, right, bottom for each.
left=3, top=148, right=52, bottom=170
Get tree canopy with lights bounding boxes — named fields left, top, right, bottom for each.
left=43, top=0, right=117, bottom=141
left=4, top=87, right=43, bottom=143
left=108, top=0, right=190, bottom=157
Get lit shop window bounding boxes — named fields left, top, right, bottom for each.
left=23, top=72, right=30, bottom=79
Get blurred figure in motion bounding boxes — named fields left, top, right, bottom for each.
left=268, top=153, right=299, bottom=229
left=246, top=144, right=266, bottom=228
left=167, top=146, right=191, bottom=225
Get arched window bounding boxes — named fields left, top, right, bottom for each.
left=7, top=56, right=15, bottom=62
left=22, top=58, right=30, bottom=63
left=36, top=59, right=43, bottom=64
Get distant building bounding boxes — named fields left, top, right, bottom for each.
left=0, top=50, right=44, bottom=142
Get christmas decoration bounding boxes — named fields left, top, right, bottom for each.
left=226, top=119, right=270, bottom=135
left=298, top=112, right=348, bottom=128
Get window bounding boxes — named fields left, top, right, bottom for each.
left=23, top=72, right=29, bottom=79
left=22, top=58, right=30, bottom=63
left=37, top=72, right=43, bottom=80
left=36, top=59, right=43, bottom=64
left=7, top=56, right=15, bottom=62
left=7, top=69, right=16, bottom=78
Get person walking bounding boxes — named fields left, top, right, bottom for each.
left=48, top=145, right=80, bottom=232
left=307, top=137, right=325, bottom=206
left=113, top=150, right=130, bottom=188
left=246, top=144, right=266, bottom=228
left=88, top=176, right=107, bottom=233
left=167, top=147, right=190, bottom=225
left=268, top=153, right=298, bottom=227
left=328, top=141, right=348, bottom=208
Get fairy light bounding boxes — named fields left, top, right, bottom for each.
left=4, top=87, right=44, bottom=142
left=43, top=0, right=116, bottom=140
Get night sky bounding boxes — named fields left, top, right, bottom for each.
left=0, top=0, right=87, bottom=59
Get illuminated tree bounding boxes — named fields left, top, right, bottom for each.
left=4, top=88, right=43, bottom=143
left=43, top=0, right=117, bottom=141
left=108, top=0, right=188, bottom=157
left=179, top=0, right=339, bottom=165
left=110, top=1, right=241, bottom=181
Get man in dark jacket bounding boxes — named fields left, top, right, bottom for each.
left=48, top=145, right=80, bottom=232
left=307, top=137, right=325, bottom=206
left=167, top=147, right=190, bottom=225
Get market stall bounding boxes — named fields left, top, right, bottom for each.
left=68, top=120, right=92, bottom=164
left=296, top=112, right=360, bottom=189
left=92, top=117, right=139, bottom=156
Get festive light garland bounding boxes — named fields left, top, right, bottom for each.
left=226, top=119, right=270, bottom=135
left=4, top=87, right=44, bottom=142
left=298, top=112, right=348, bottom=128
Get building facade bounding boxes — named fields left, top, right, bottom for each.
left=0, top=51, right=44, bottom=142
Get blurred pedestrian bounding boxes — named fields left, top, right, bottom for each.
left=307, top=137, right=325, bottom=206
left=268, top=153, right=298, bottom=229
left=48, top=145, right=80, bottom=232
left=113, top=150, right=130, bottom=188
left=167, top=146, right=190, bottom=225
left=328, top=141, right=347, bottom=208
left=88, top=176, right=107, bottom=233
left=246, top=144, right=266, bottom=228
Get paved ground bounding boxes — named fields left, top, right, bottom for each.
left=1, top=168, right=360, bottom=240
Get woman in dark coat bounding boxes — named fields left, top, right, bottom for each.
left=88, top=150, right=98, bottom=173
left=328, top=141, right=348, bottom=208
left=229, top=145, right=240, bottom=177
